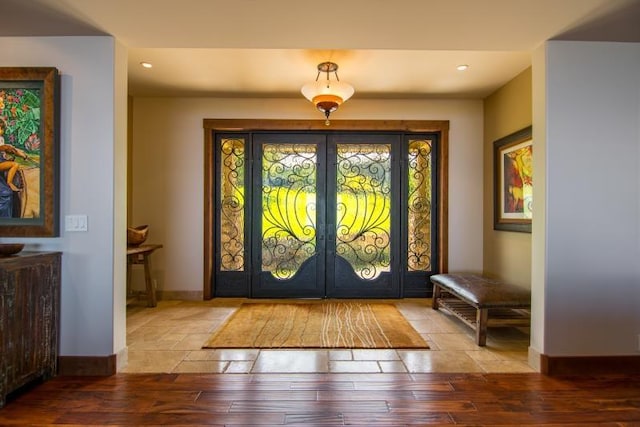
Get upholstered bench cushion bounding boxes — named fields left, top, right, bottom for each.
left=430, top=273, right=530, bottom=309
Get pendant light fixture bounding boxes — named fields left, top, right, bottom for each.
left=301, top=62, right=354, bottom=125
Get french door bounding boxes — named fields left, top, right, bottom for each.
left=214, top=131, right=438, bottom=298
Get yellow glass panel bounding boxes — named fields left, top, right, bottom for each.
left=336, top=144, right=391, bottom=280
left=407, top=139, right=432, bottom=271
left=261, top=144, right=317, bottom=279
left=220, top=138, right=245, bottom=271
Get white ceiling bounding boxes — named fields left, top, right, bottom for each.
left=2, top=0, right=640, bottom=98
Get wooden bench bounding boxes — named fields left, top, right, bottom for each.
left=430, top=273, right=531, bottom=346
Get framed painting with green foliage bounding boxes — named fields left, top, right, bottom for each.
left=0, top=67, right=60, bottom=237
left=493, top=126, right=532, bottom=233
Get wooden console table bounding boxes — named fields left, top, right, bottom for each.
left=1, top=251, right=61, bottom=408
left=127, top=244, right=162, bottom=307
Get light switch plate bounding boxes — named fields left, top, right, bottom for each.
left=65, top=215, right=88, bottom=232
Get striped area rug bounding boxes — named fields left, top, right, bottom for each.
left=203, top=301, right=428, bottom=349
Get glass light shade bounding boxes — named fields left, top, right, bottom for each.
left=301, top=79, right=355, bottom=107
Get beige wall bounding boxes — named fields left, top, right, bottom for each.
left=127, top=96, right=134, bottom=225
left=482, top=68, right=532, bottom=288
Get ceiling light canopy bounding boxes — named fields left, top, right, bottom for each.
left=301, top=62, right=354, bottom=126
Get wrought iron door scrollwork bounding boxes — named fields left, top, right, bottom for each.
left=335, top=144, right=391, bottom=280
left=261, top=144, right=317, bottom=279
left=407, top=139, right=433, bottom=271
left=220, top=138, right=245, bottom=271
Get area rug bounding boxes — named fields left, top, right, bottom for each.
left=202, top=301, right=428, bottom=349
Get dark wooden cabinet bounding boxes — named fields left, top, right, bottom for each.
left=0, top=251, right=61, bottom=407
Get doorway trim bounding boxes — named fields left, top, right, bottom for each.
left=203, top=119, right=449, bottom=299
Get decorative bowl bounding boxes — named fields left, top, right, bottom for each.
left=0, top=243, right=25, bottom=256
left=127, top=225, right=149, bottom=247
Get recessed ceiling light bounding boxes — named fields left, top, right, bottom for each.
left=456, top=64, right=469, bottom=71
left=140, top=62, right=153, bottom=69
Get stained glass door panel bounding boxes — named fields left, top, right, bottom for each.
left=402, top=136, right=439, bottom=297
left=251, top=134, right=326, bottom=297
left=326, top=135, right=401, bottom=298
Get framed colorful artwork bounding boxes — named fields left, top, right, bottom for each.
left=493, top=126, right=532, bottom=233
left=0, top=67, right=60, bottom=237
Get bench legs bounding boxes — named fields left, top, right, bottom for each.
left=476, top=308, right=488, bottom=346
left=432, top=282, right=489, bottom=346
left=432, top=283, right=441, bottom=310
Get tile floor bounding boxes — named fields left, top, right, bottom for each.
left=122, top=298, right=534, bottom=374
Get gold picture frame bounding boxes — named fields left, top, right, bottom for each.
left=0, top=67, right=60, bottom=237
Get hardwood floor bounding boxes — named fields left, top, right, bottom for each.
left=2, top=372, right=639, bottom=425
left=3, top=299, right=637, bottom=424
